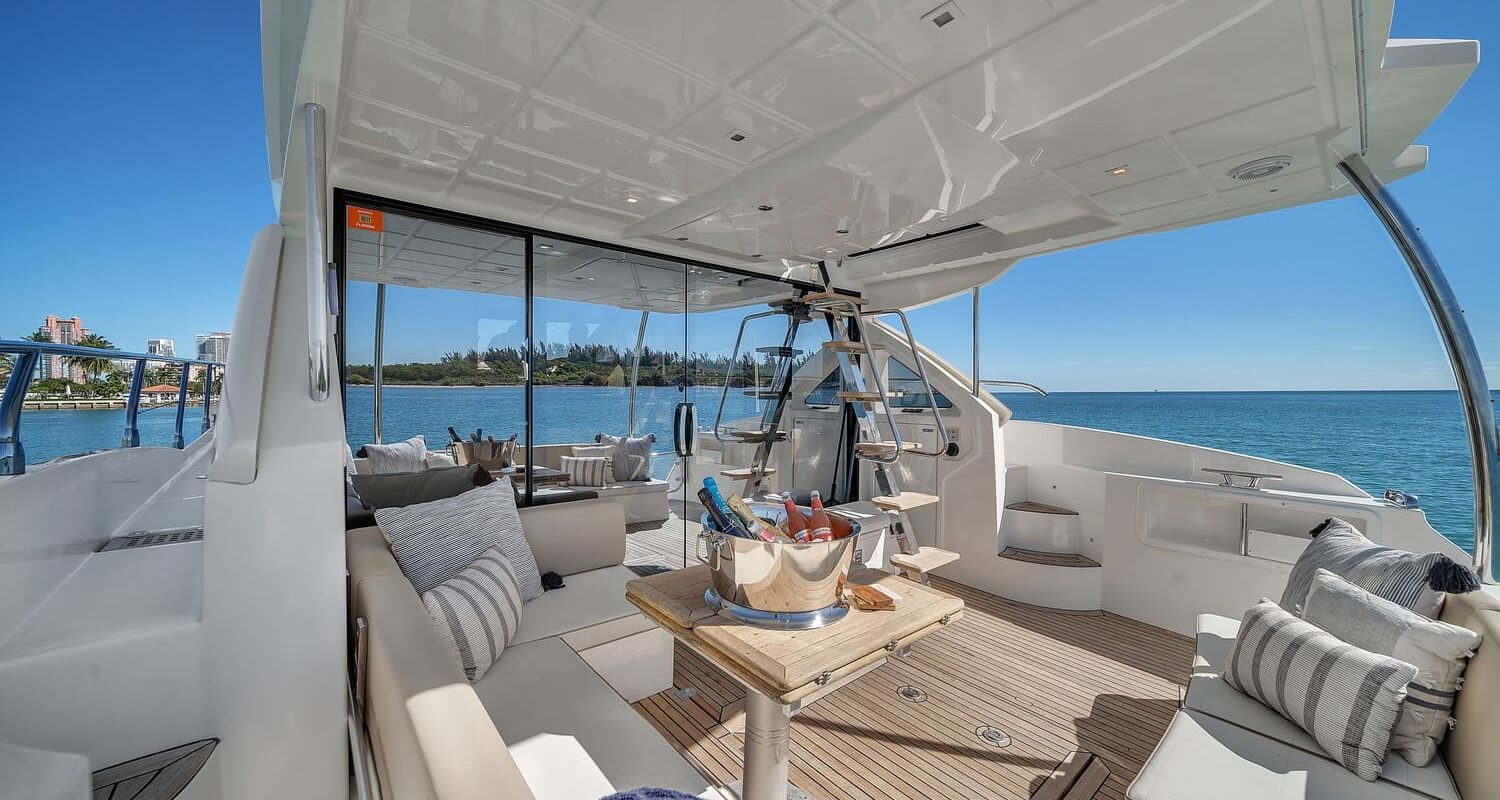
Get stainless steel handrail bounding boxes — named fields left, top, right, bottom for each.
left=1338, top=155, right=1500, bottom=582
left=305, top=102, right=331, bottom=402
left=0, top=340, right=222, bottom=475
left=867, top=309, right=952, bottom=459
left=712, top=309, right=781, bottom=443
left=979, top=379, right=1048, bottom=396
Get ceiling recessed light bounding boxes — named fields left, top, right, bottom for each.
left=726, top=129, right=749, bottom=143
left=538, top=244, right=552, bottom=250
left=470, top=281, right=482, bottom=285
left=1268, top=188, right=1279, bottom=193
left=824, top=248, right=837, bottom=254
left=835, top=228, right=849, bottom=235
left=757, top=204, right=774, bottom=212
left=625, top=196, right=640, bottom=204
left=675, top=236, right=689, bottom=241
left=1107, top=165, right=1129, bottom=176
left=750, top=254, right=763, bottom=258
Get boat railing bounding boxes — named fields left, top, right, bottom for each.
left=979, top=379, right=1049, bottom=397
left=0, top=340, right=223, bottom=475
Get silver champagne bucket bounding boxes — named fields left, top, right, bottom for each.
left=698, top=501, right=860, bottom=628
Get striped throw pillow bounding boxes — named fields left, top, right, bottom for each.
left=1282, top=518, right=1479, bottom=618
left=1225, top=600, right=1418, bottom=780
left=421, top=546, right=523, bottom=682
left=561, top=455, right=610, bottom=487
left=1302, top=568, right=1482, bottom=766
left=360, top=435, right=427, bottom=474
left=375, top=479, right=542, bottom=599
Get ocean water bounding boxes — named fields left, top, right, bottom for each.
left=18, top=388, right=1483, bottom=551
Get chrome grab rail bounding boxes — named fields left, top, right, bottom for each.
left=1338, top=154, right=1499, bottom=583
left=1202, top=467, right=1283, bottom=489
left=304, top=102, right=331, bottom=402
left=867, top=309, right=952, bottom=459
left=979, top=379, right=1048, bottom=396
left=0, top=340, right=222, bottom=475
left=712, top=308, right=781, bottom=444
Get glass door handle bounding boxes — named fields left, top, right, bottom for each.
left=674, top=402, right=697, bottom=457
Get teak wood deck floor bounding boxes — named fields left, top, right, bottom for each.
left=624, top=518, right=1192, bottom=800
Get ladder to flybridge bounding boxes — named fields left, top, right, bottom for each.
left=710, top=286, right=959, bottom=578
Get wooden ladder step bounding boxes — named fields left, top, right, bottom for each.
left=870, top=491, right=940, bottom=511
left=1006, top=500, right=1078, bottom=516
left=823, top=340, right=885, bottom=354
left=837, top=390, right=903, bottom=403
left=888, top=547, right=960, bottom=576
left=1000, top=547, right=1098, bottom=568
left=853, top=441, right=920, bottom=458
left=728, top=430, right=787, bottom=443
left=803, top=291, right=867, bottom=306
left=742, top=389, right=784, bottom=399
left=755, top=346, right=802, bottom=357
left=720, top=466, right=776, bottom=479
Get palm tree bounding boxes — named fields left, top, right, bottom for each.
left=0, top=353, right=12, bottom=385
left=66, top=333, right=117, bottom=382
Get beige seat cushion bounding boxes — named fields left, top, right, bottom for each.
left=1130, top=710, right=1436, bottom=799
left=511, top=565, right=642, bottom=647
left=1186, top=614, right=1459, bottom=799
left=473, top=637, right=710, bottom=798
left=1438, top=587, right=1500, bottom=800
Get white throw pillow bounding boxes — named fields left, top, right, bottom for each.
left=596, top=433, right=653, bottom=481
left=374, top=479, right=542, bottom=600
left=1302, top=568, right=1482, bottom=765
left=1225, top=599, right=1417, bottom=780
left=361, top=435, right=427, bottom=474
left=561, top=455, right=610, bottom=487
left=570, top=445, right=616, bottom=482
left=422, top=546, right=523, bottom=682
left=424, top=451, right=458, bottom=469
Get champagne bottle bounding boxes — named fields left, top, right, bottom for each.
left=725, top=495, right=781, bottom=542
left=699, top=488, right=754, bottom=539
left=781, top=496, right=813, bottom=543
left=808, top=490, right=834, bottom=541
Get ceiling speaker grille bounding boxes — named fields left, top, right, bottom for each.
left=1228, top=156, right=1293, bottom=181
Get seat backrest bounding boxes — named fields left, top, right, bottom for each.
left=1440, top=586, right=1500, bottom=800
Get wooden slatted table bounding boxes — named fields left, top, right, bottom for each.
left=626, top=565, right=964, bottom=800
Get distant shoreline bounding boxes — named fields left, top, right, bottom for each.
left=344, top=384, right=1481, bottom=394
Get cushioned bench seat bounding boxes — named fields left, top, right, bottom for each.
left=1181, top=614, right=1460, bottom=800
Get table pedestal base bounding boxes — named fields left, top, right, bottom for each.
left=737, top=692, right=801, bottom=800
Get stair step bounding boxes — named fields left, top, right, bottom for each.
left=803, top=291, right=867, bottom=307
left=727, top=430, right=787, bottom=443
left=870, top=491, right=940, bottom=512
left=999, top=547, right=1098, bottom=568
left=742, top=389, right=784, bottom=399
left=822, top=340, right=885, bottom=354
left=853, top=441, right=920, bottom=458
left=755, top=346, right=802, bottom=357
left=837, top=390, right=903, bottom=403
left=1006, top=501, right=1078, bottom=516
left=720, top=466, right=776, bottom=479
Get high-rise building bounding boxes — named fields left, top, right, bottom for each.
left=196, top=332, right=231, bottom=364
left=147, top=338, right=175, bottom=357
left=35, top=315, right=89, bottom=382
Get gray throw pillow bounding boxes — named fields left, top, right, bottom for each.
left=351, top=464, right=493, bottom=510
left=360, top=435, right=427, bottom=474
left=596, top=433, right=653, bottom=481
left=1302, top=568, right=1482, bottom=766
left=560, top=455, right=609, bottom=487
left=422, top=546, right=523, bottom=682
left=374, top=479, right=542, bottom=599
left=1281, top=517, right=1479, bottom=618
left=1225, top=599, right=1417, bottom=780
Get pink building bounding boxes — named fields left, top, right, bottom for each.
left=37, top=315, right=89, bottom=383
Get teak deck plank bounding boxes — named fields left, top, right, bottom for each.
left=627, top=522, right=1190, bottom=800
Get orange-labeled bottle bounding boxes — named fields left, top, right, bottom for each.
left=808, top=490, right=834, bottom=541
left=782, top=496, right=813, bottom=542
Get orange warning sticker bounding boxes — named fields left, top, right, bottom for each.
left=347, top=206, right=384, bottom=232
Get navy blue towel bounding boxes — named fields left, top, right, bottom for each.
left=601, top=789, right=702, bottom=800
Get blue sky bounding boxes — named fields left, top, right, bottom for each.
left=3, top=2, right=1496, bottom=390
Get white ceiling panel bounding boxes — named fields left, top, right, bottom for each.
left=674, top=98, right=802, bottom=164
left=540, top=28, right=711, bottom=134
left=611, top=142, right=737, bottom=196
left=1200, top=134, right=1325, bottom=190
left=1174, top=87, right=1328, bottom=166
left=735, top=26, right=909, bottom=132
left=347, top=30, right=523, bottom=133
left=593, top=0, right=809, bottom=84
left=358, top=0, right=572, bottom=85
left=1052, top=139, right=1187, bottom=196
left=498, top=96, right=649, bottom=168
left=342, top=99, right=483, bottom=168
left=1091, top=170, right=1207, bottom=216
left=471, top=140, right=599, bottom=198
left=573, top=175, right=682, bottom=218
left=835, top=0, right=1054, bottom=83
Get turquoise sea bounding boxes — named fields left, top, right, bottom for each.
left=18, top=388, right=1484, bottom=552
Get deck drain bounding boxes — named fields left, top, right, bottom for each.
left=896, top=685, right=927, bottom=703
left=975, top=726, right=1012, bottom=747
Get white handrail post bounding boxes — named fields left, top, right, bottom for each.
left=1338, top=155, right=1500, bottom=581
left=305, top=102, right=331, bottom=402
